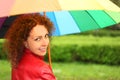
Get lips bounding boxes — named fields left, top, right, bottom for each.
left=39, top=47, right=47, bottom=52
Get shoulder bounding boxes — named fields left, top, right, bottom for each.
left=14, top=61, right=56, bottom=80
left=18, top=59, right=48, bottom=72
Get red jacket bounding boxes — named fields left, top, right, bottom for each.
left=12, top=49, right=56, bottom=80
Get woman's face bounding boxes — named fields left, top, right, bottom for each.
left=24, top=25, right=49, bottom=56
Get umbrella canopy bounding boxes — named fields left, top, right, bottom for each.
left=0, top=0, right=120, bottom=17
left=1, top=10, right=120, bottom=37
left=0, top=16, right=18, bottom=37
left=0, top=0, right=120, bottom=35
left=44, top=10, right=120, bottom=36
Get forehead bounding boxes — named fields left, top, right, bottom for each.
left=29, top=25, right=48, bottom=36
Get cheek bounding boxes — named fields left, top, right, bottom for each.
left=28, top=42, right=38, bottom=48
left=25, top=41, right=35, bottom=49
left=47, top=39, right=50, bottom=44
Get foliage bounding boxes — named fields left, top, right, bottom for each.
left=46, top=44, right=120, bottom=65
left=111, top=0, right=120, bottom=7
left=76, top=29, right=120, bottom=37
left=0, top=39, right=7, bottom=59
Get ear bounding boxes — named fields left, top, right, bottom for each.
left=23, top=41, right=28, bottom=48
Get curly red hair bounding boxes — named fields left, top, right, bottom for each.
left=4, top=13, right=54, bottom=67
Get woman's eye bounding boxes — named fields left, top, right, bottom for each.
left=45, top=34, right=50, bottom=39
left=34, top=38, right=41, bottom=41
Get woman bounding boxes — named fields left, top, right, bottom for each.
left=4, top=13, right=56, bottom=80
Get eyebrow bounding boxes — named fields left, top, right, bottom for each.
left=31, top=33, right=49, bottom=38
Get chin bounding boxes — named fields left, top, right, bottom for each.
left=39, top=52, right=46, bottom=56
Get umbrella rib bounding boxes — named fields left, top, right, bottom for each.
left=53, top=12, right=61, bottom=35
left=68, top=11, right=82, bottom=32
left=85, top=10, right=101, bottom=28
left=102, top=10, right=117, bottom=23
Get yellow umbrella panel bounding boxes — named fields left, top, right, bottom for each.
left=0, top=0, right=120, bottom=17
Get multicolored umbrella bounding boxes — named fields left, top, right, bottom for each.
left=1, top=10, right=120, bottom=36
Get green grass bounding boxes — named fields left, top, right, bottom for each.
left=51, top=35, right=120, bottom=46
left=0, top=60, right=11, bottom=80
left=0, top=60, right=120, bottom=80
left=53, top=62, right=120, bottom=80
